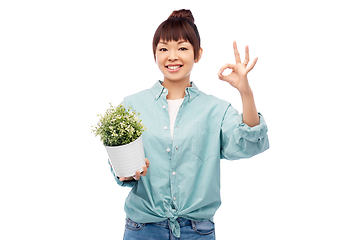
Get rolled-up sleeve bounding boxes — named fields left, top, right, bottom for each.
left=220, top=105, right=269, bottom=160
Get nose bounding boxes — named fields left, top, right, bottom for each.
left=168, top=50, right=178, bottom=61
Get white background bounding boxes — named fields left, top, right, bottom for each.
left=1, top=0, right=359, bottom=239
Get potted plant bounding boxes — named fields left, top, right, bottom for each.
left=92, top=103, right=146, bottom=178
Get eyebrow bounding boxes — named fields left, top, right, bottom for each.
left=158, top=40, right=189, bottom=45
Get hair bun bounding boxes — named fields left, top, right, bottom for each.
left=168, top=9, right=194, bottom=23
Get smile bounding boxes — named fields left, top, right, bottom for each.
left=166, top=65, right=183, bottom=72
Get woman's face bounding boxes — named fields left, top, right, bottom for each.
left=155, top=40, right=200, bottom=83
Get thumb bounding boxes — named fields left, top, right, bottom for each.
left=218, top=71, right=232, bottom=82
left=218, top=63, right=234, bottom=81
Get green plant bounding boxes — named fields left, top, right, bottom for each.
left=92, top=103, right=146, bottom=146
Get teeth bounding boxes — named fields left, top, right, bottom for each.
left=167, top=65, right=181, bottom=70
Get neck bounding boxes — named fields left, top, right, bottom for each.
left=162, top=78, right=190, bottom=100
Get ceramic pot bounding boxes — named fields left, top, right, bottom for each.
left=105, top=136, right=145, bottom=178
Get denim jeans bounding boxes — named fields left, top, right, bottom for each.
left=123, top=217, right=215, bottom=240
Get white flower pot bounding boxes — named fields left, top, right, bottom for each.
left=105, top=136, right=145, bottom=178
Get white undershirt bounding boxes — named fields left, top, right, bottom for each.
left=167, top=98, right=184, bottom=140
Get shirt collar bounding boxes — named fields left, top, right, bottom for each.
left=151, top=80, right=200, bottom=102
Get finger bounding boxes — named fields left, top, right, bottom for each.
left=218, top=64, right=235, bottom=82
left=233, top=41, right=241, bottom=64
left=141, top=165, right=148, bottom=176
left=218, top=72, right=233, bottom=82
left=218, top=63, right=235, bottom=76
left=246, top=57, right=258, bottom=73
left=243, top=45, right=250, bottom=66
left=119, top=176, right=131, bottom=181
left=134, top=171, right=141, bottom=180
left=145, top=158, right=150, bottom=168
left=218, top=74, right=232, bottom=82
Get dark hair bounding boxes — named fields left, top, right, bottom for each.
left=152, top=9, right=201, bottom=61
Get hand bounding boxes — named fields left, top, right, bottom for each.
left=118, top=158, right=150, bottom=181
left=218, top=41, right=258, bottom=94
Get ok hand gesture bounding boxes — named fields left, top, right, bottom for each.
left=218, top=41, right=258, bottom=95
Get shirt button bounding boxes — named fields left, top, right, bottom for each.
left=163, top=105, right=166, bottom=109
left=175, top=146, right=178, bottom=150
left=174, top=197, right=176, bottom=201
left=164, top=126, right=168, bottom=130
left=163, top=89, right=167, bottom=93
left=167, top=148, right=171, bottom=152
left=172, top=171, right=176, bottom=176
left=156, top=95, right=159, bottom=98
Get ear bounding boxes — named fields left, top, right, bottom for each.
left=195, top=48, right=203, bottom=63
left=154, top=53, right=158, bottom=63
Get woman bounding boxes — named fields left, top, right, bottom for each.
left=110, top=9, right=269, bottom=239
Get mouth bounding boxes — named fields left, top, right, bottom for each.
left=166, top=65, right=183, bottom=72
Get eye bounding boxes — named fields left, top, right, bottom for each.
left=159, top=48, right=167, bottom=52
left=179, top=47, right=187, bottom=51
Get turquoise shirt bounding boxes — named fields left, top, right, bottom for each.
left=109, top=81, right=269, bottom=237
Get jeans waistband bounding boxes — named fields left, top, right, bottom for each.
left=152, top=217, right=192, bottom=228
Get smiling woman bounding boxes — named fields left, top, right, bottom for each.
left=110, top=9, right=269, bottom=240
left=155, top=40, right=202, bottom=91
left=151, top=10, right=204, bottom=100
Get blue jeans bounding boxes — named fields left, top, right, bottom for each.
left=123, top=217, right=215, bottom=240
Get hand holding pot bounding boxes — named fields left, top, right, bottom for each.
left=119, top=158, right=150, bottom=181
